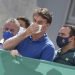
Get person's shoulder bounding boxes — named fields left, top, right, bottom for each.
left=44, top=43, right=55, bottom=53
left=46, top=38, right=55, bottom=49
left=41, top=34, right=55, bottom=49
left=45, top=34, right=54, bottom=45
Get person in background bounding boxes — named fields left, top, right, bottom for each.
left=17, top=16, right=30, bottom=28
left=54, top=24, right=75, bottom=66
left=16, top=16, right=30, bottom=35
left=0, top=18, right=25, bottom=49
left=3, top=8, right=55, bottom=61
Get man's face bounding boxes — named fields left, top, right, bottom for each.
left=3, top=22, right=19, bottom=35
left=33, top=15, right=49, bottom=33
left=56, top=27, right=72, bottom=48
left=18, top=20, right=26, bottom=28
left=58, top=27, right=71, bottom=38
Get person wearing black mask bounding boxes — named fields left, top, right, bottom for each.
left=54, top=24, right=75, bottom=66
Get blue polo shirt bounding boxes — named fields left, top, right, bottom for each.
left=16, top=34, right=55, bottom=61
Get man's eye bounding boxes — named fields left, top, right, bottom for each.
left=5, top=28, right=9, bottom=31
left=10, top=29, right=14, bottom=32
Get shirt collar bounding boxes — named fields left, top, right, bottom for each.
left=29, top=33, right=47, bottom=42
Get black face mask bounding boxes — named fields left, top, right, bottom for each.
left=56, top=36, right=70, bottom=48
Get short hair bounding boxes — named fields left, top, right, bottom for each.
left=5, top=18, right=20, bottom=26
left=17, top=16, right=30, bottom=28
left=33, top=8, right=52, bottom=24
left=63, top=24, right=75, bottom=36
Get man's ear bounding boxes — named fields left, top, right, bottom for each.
left=69, top=36, right=75, bottom=42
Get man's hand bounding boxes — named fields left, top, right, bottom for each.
left=10, top=50, right=20, bottom=57
left=25, top=23, right=40, bottom=36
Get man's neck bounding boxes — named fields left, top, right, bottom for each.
left=32, top=33, right=45, bottom=41
left=61, top=43, right=74, bottom=53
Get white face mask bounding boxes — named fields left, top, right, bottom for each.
left=17, top=27, right=26, bottom=35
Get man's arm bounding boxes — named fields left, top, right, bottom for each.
left=3, top=24, right=39, bottom=50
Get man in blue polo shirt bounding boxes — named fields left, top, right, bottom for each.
left=3, top=8, right=55, bottom=61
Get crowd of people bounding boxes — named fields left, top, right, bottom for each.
left=0, top=8, right=75, bottom=66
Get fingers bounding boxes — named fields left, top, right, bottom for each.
left=10, top=50, right=20, bottom=57
left=26, top=24, right=40, bottom=35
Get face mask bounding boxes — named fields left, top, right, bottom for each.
left=17, top=27, right=26, bottom=35
left=56, top=36, right=69, bottom=48
left=3, top=31, right=14, bottom=40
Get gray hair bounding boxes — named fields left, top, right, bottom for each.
left=5, top=18, right=20, bottom=27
